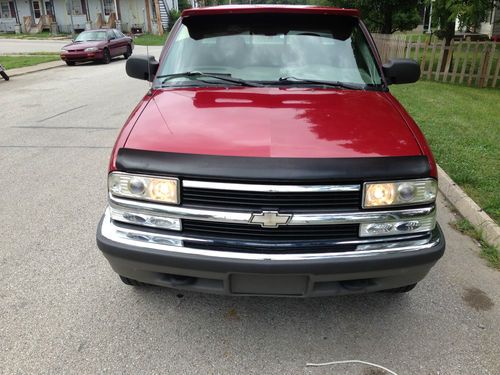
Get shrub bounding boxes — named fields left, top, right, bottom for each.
left=167, top=10, right=181, bottom=31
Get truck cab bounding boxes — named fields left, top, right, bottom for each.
left=96, top=5, right=445, bottom=297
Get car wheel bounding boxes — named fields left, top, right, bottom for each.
left=102, top=48, right=111, bottom=64
left=124, top=45, right=132, bottom=59
left=65, top=61, right=75, bottom=66
left=384, top=283, right=417, bottom=293
left=119, top=275, right=148, bottom=286
left=0, top=71, right=9, bottom=81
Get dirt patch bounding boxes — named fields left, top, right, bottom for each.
left=362, top=368, right=386, bottom=375
left=226, top=308, right=240, bottom=321
left=462, top=287, right=494, bottom=311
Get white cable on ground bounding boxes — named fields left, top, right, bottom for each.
left=306, top=359, right=398, bottom=375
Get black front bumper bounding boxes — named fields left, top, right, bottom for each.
left=96, top=216, right=445, bottom=297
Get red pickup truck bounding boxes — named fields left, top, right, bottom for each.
left=96, top=5, right=445, bottom=297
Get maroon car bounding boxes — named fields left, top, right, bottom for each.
left=60, top=29, right=133, bottom=66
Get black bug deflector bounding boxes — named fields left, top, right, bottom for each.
left=115, top=148, right=431, bottom=182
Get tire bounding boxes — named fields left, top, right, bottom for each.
left=102, top=48, right=111, bottom=64
left=0, top=71, right=9, bottom=81
left=123, top=45, right=132, bottom=59
left=119, top=275, right=147, bottom=286
left=384, top=283, right=417, bottom=293
left=65, top=61, right=75, bottom=66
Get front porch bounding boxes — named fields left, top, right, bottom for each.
left=0, top=0, right=178, bottom=35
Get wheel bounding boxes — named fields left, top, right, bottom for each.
left=0, top=71, right=9, bottom=81
left=384, top=283, right=417, bottom=293
left=123, top=45, right=132, bottom=59
left=119, top=275, right=147, bottom=286
left=65, top=61, right=75, bottom=66
left=102, top=48, right=111, bottom=64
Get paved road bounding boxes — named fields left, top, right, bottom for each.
left=0, top=57, right=499, bottom=375
left=0, top=38, right=159, bottom=55
left=0, top=38, right=71, bottom=54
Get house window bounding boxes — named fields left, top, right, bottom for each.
left=32, top=0, right=41, bottom=18
left=0, top=1, right=12, bottom=18
left=66, top=0, right=87, bottom=15
left=8, top=1, right=16, bottom=18
left=103, top=0, right=114, bottom=16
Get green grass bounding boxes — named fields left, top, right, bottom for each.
left=452, top=218, right=499, bottom=269
left=0, top=53, right=60, bottom=70
left=0, top=31, right=70, bottom=40
left=391, top=81, right=500, bottom=224
left=133, top=33, right=169, bottom=46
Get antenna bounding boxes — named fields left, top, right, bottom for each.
left=147, top=45, right=152, bottom=88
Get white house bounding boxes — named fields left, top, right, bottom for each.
left=454, top=1, right=500, bottom=38
left=0, top=0, right=178, bottom=34
left=479, top=2, right=500, bottom=38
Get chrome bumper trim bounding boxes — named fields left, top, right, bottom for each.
left=100, top=208, right=442, bottom=261
left=109, top=194, right=435, bottom=226
left=182, top=180, right=360, bottom=192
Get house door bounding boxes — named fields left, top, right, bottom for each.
left=32, top=0, right=43, bottom=22
left=102, top=0, right=120, bottom=22
left=44, top=1, right=53, bottom=17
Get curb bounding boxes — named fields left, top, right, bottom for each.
left=438, top=165, right=500, bottom=248
left=8, top=61, right=65, bottom=77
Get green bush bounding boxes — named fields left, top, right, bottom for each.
left=167, top=10, right=181, bottom=31
left=178, top=0, right=192, bottom=12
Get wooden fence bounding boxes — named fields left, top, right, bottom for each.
left=372, top=34, right=500, bottom=88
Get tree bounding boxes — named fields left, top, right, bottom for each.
left=316, top=0, right=422, bottom=33
left=429, top=0, right=494, bottom=44
left=178, top=0, right=192, bottom=12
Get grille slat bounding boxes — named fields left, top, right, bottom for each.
left=183, top=220, right=359, bottom=241
left=182, top=186, right=361, bottom=210
left=184, top=241, right=357, bottom=254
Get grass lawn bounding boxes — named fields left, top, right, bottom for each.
left=133, top=33, right=169, bottom=46
left=391, top=81, right=500, bottom=224
left=0, top=53, right=60, bottom=70
left=0, top=31, right=70, bottom=40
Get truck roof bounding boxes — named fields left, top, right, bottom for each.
left=181, top=5, right=360, bottom=18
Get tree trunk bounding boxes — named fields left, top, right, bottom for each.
left=381, top=6, right=393, bottom=34
left=441, top=20, right=455, bottom=71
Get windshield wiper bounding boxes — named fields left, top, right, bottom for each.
left=156, top=71, right=263, bottom=87
left=277, top=76, right=365, bottom=90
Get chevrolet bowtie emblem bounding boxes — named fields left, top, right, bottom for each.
left=250, top=211, right=292, bottom=228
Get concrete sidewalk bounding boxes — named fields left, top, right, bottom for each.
left=5, top=60, right=65, bottom=78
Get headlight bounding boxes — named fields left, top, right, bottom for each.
left=84, top=47, right=98, bottom=52
left=108, top=172, right=179, bottom=204
left=363, top=179, right=437, bottom=208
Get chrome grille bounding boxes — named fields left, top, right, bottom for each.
left=182, top=220, right=359, bottom=241
left=182, top=180, right=361, bottom=211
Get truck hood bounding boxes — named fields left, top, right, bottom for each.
left=124, top=87, right=421, bottom=158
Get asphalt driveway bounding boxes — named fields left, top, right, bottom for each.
left=0, top=53, right=498, bottom=374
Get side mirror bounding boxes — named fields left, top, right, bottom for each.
left=382, top=59, right=420, bottom=85
left=126, top=55, right=159, bottom=82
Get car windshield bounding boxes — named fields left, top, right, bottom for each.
left=157, top=13, right=382, bottom=88
left=75, top=31, right=107, bottom=42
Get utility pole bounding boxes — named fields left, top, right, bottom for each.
left=427, top=0, right=434, bottom=34
left=68, top=0, right=75, bottom=38
left=114, top=0, right=120, bottom=22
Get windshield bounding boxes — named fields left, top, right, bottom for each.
left=157, top=13, right=382, bottom=88
left=75, top=31, right=107, bottom=42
